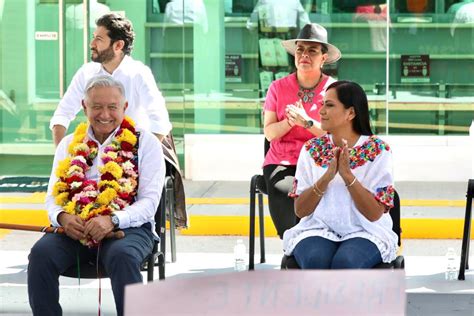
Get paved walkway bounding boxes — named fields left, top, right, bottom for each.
left=0, top=180, right=473, bottom=315
left=1, top=231, right=473, bottom=315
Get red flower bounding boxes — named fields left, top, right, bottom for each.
left=76, top=150, right=88, bottom=157
left=101, top=209, right=112, bottom=216
left=65, top=174, right=84, bottom=184
left=121, top=119, right=135, bottom=133
left=121, top=141, right=133, bottom=151
left=118, top=192, right=130, bottom=200
left=101, top=172, right=116, bottom=181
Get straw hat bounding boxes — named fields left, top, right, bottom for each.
left=281, top=23, right=341, bottom=64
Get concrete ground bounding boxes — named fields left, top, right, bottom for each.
left=0, top=180, right=473, bottom=315
left=1, top=231, right=473, bottom=315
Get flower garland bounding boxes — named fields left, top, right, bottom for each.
left=52, top=116, right=139, bottom=247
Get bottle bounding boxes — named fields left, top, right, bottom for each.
left=233, top=239, right=247, bottom=272
left=445, top=247, right=458, bottom=281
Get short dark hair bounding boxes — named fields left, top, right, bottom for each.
left=326, top=80, right=373, bottom=135
left=96, top=13, right=135, bottom=55
left=320, top=44, right=328, bottom=54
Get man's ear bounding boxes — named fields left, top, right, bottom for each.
left=82, top=100, right=87, bottom=113
left=113, top=40, right=125, bottom=52
left=124, top=101, right=128, bottom=111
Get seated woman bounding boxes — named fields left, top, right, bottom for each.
left=263, top=23, right=340, bottom=239
left=283, top=80, right=397, bottom=269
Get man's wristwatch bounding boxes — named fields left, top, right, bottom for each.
left=304, top=119, right=314, bottom=129
left=110, top=213, right=120, bottom=230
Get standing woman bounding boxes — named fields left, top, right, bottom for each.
left=263, top=23, right=341, bottom=239
left=284, top=81, right=398, bottom=269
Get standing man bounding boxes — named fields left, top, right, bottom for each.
left=29, top=75, right=165, bottom=316
left=50, top=12, right=187, bottom=227
left=51, top=12, right=171, bottom=144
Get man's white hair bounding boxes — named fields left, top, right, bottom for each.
left=84, top=75, right=126, bottom=105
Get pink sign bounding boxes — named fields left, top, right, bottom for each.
left=125, top=270, right=405, bottom=315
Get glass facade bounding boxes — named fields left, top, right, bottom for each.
left=1, top=0, right=473, bottom=175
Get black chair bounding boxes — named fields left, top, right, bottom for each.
left=61, top=178, right=171, bottom=281
left=458, top=179, right=473, bottom=280
left=281, top=190, right=405, bottom=270
left=249, top=138, right=270, bottom=270
left=164, top=174, right=177, bottom=263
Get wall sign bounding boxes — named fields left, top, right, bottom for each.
left=401, top=54, right=430, bottom=83
left=35, top=32, right=58, bottom=41
left=225, top=54, right=242, bottom=83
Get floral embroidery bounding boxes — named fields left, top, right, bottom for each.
left=288, top=178, right=299, bottom=198
left=375, top=185, right=395, bottom=210
left=305, top=135, right=390, bottom=169
left=304, top=135, right=334, bottom=168
left=348, top=135, right=390, bottom=169
left=53, top=116, right=139, bottom=247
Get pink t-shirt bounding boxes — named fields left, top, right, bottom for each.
left=263, top=73, right=335, bottom=167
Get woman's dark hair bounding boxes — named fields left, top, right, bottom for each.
left=326, top=80, right=373, bottom=135
left=96, top=13, right=135, bottom=56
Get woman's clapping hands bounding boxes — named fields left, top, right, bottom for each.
left=285, top=101, right=310, bottom=127
left=322, top=139, right=354, bottom=185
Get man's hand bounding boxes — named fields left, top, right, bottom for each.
left=52, top=125, right=67, bottom=147
left=84, top=216, right=115, bottom=242
left=58, top=212, right=85, bottom=240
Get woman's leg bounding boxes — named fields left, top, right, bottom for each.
left=263, top=164, right=297, bottom=239
left=293, top=236, right=338, bottom=269
left=331, top=237, right=382, bottom=269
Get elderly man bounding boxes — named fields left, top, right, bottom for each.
left=50, top=12, right=187, bottom=228
left=28, top=75, right=165, bottom=316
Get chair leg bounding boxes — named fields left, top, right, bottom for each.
left=258, top=192, right=265, bottom=264
left=249, top=175, right=258, bottom=270
left=147, top=253, right=155, bottom=282
left=166, top=176, right=177, bottom=263
left=158, top=253, right=165, bottom=280
left=458, top=179, right=473, bottom=280
left=159, top=186, right=167, bottom=265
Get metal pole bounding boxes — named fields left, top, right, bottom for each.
left=58, top=0, right=65, bottom=97
left=83, top=0, right=89, bottom=65
left=385, top=0, right=390, bottom=134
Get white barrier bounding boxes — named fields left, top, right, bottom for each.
left=185, top=134, right=472, bottom=182
left=125, top=270, right=406, bottom=315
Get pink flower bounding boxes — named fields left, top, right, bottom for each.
left=120, top=151, right=134, bottom=159
left=102, top=156, right=113, bottom=164
left=104, top=146, right=115, bottom=153
left=83, top=184, right=97, bottom=192
left=78, top=196, right=93, bottom=205
left=71, top=160, right=87, bottom=170
left=114, top=197, right=128, bottom=209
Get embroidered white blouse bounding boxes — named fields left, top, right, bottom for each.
left=282, top=134, right=398, bottom=263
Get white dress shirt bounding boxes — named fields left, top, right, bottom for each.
left=46, top=125, right=166, bottom=237
left=50, top=55, right=172, bottom=136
